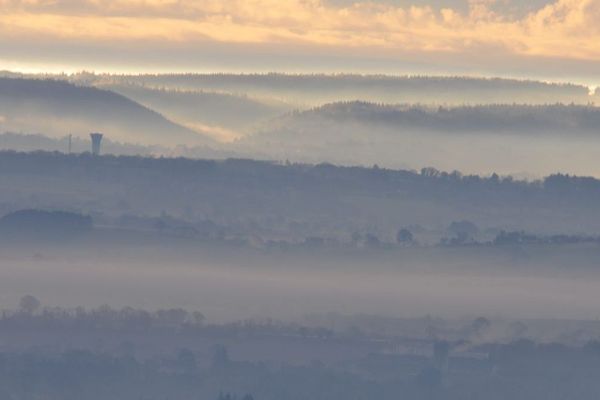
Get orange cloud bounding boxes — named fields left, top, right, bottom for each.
left=1, top=0, right=600, bottom=61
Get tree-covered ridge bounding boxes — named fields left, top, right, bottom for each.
left=4, top=71, right=592, bottom=105
left=0, top=77, right=214, bottom=146
left=96, top=83, right=293, bottom=140
left=95, top=73, right=589, bottom=95
left=287, top=102, right=600, bottom=134
left=1, top=151, right=600, bottom=238
left=2, top=149, right=598, bottom=200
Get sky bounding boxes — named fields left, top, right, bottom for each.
left=1, top=0, right=600, bottom=84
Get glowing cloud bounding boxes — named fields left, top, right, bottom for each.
left=1, top=0, right=600, bottom=73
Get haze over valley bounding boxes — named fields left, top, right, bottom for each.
left=2, top=72, right=600, bottom=176
left=3, top=0, right=600, bottom=398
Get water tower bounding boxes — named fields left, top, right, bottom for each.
left=90, top=133, right=103, bottom=156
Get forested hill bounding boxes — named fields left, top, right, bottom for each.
left=280, top=102, right=600, bottom=135
left=96, top=74, right=594, bottom=105
left=0, top=77, right=214, bottom=147
left=1, top=151, right=600, bottom=235
left=100, top=84, right=292, bottom=133
left=239, top=101, right=600, bottom=175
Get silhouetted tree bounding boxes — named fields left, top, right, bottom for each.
left=396, top=228, right=414, bottom=245
left=19, top=295, right=41, bottom=314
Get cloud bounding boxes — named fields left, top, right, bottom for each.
left=1, top=0, right=600, bottom=69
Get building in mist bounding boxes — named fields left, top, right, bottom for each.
left=90, top=133, right=103, bottom=156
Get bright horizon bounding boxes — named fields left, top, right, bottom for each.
left=2, top=64, right=599, bottom=95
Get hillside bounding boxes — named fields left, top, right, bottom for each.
left=1, top=151, right=600, bottom=237
left=288, top=102, right=600, bottom=134
left=84, top=73, right=594, bottom=105
left=0, top=77, right=214, bottom=147
left=239, top=102, right=600, bottom=176
left=100, top=84, right=292, bottom=141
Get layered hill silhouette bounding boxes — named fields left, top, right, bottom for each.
left=2, top=74, right=600, bottom=176
left=0, top=77, right=214, bottom=147
left=101, top=84, right=292, bottom=140
left=274, top=102, right=600, bottom=134
left=90, top=73, right=595, bottom=105
left=240, top=102, right=600, bottom=175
